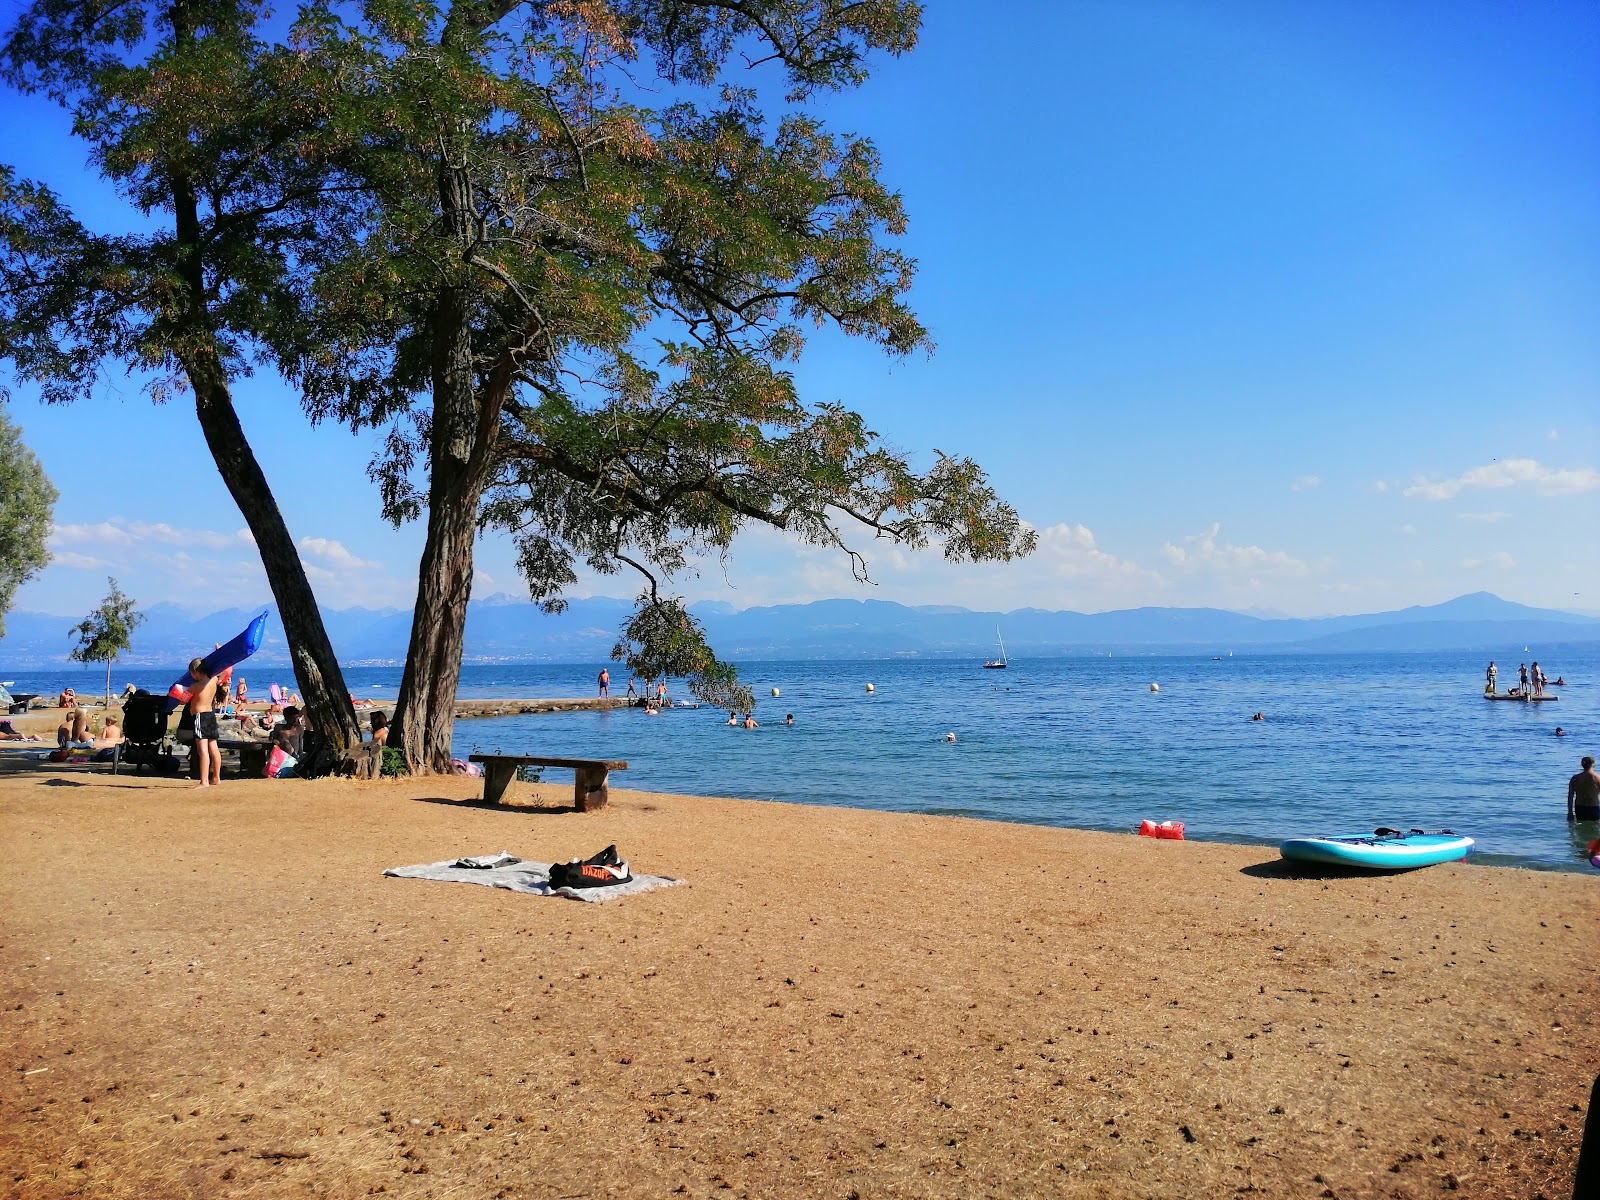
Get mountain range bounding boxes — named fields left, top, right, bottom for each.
left=2, top=591, right=1596, bottom=670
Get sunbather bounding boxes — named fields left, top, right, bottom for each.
left=57, top=687, right=76, bottom=709
left=57, top=708, right=92, bottom=747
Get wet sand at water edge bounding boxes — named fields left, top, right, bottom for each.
left=0, top=762, right=1594, bottom=1199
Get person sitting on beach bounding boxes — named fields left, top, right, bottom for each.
left=743, top=714, right=759, bottom=729
left=94, top=715, right=124, bottom=748
left=1569, top=756, right=1600, bottom=822
left=0, top=719, right=39, bottom=741
left=57, top=687, right=76, bottom=709
left=369, top=711, right=389, bottom=746
left=265, top=706, right=307, bottom=778
left=57, top=707, right=92, bottom=748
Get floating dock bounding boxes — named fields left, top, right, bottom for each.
left=1483, top=692, right=1558, bottom=703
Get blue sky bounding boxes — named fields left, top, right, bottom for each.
left=4, top=0, right=1597, bottom=621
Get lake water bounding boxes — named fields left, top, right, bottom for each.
left=9, top=649, right=1596, bottom=872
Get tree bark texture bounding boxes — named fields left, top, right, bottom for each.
left=391, top=280, right=487, bottom=772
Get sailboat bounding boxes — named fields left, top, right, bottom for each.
left=983, top=628, right=1008, bottom=669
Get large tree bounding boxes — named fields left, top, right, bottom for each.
left=0, top=403, right=57, bottom=636
left=283, top=0, right=1036, bottom=771
left=0, top=0, right=363, bottom=752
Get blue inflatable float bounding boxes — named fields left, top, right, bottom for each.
left=163, top=612, right=269, bottom=713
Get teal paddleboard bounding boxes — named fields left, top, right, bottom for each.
left=1279, top=829, right=1474, bottom=870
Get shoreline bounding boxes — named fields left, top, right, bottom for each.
left=5, top=701, right=1596, bottom=877
left=1, top=769, right=1594, bottom=1198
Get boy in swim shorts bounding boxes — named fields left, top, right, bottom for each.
left=175, top=657, right=231, bottom=789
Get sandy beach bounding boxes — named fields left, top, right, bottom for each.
left=0, top=746, right=1594, bottom=1199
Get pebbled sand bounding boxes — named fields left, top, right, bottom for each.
left=0, top=764, right=1594, bottom=1200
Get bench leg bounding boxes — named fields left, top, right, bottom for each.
left=483, top=761, right=517, bottom=805
left=574, top=766, right=610, bottom=813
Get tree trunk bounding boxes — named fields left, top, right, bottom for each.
left=189, top=364, right=363, bottom=754
left=392, top=158, right=498, bottom=774
left=165, top=0, right=361, bottom=755
left=391, top=270, right=486, bottom=771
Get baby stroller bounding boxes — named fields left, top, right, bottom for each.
left=117, top=690, right=176, bottom=775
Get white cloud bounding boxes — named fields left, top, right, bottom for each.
left=1404, top=458, right=1600, bottom=501
left=1290, top=475, right=1322, bottom=491
left=1395, top=524, right=1417, bottom=535
left=1547, top=428, right=1560, bottom=441
left=50, top=518, right=253, bottom=550
left=1460, top=552, right=1515, bottom=570
left=1456, top=511, right=1510, bottom=522
left=298, top=537, right=383, bottom=572
left=1373, top=480, right=1391, bottom=493
left=1160, top=523, right=1309, bottom=577
left=50, top=551, right=107, bottom=569
left=1032, top=522, right=1164, bottom=585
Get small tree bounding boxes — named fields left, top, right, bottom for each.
left=68, top=578, right=144, bottom=707
left=0, top=403, right=57, bottom=636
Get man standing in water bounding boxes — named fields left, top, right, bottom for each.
left=1485, top=661, right=1497, bottom=694
left=1569, top=756, right=1600, bottom=822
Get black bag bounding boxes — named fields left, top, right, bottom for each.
left=548, top=845, right=632, bottom=890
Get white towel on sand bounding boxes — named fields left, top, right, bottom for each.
left=384, top=852, right=683, bottom=903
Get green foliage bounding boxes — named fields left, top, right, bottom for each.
left=273, top=0, right=1031, bottom=704
left=610, top=593, right=753, bottom=713
left=0, top=404, right=57, bottom=637
left=380, top=745, right=409, bottom=777
left=0, top=3, right=362, bottom=404
left=68, top=577, right=144, bottom=665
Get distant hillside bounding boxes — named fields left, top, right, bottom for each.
left=3, top=590, right=1596, bottom=670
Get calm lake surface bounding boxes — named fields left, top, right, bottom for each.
left=11, top=649, right=1597, bottom=872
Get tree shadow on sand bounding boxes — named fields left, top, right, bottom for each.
left=409, top=795, right=579, bottom=816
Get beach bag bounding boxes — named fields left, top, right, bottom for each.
left=265, top=746, right=297, bottom=778
left=548, top=845, right=632, bottom=890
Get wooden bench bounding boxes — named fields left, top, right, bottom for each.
left=217, top=737, right=270, bottom=779
left=467, top=754, right=629, bottom=812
